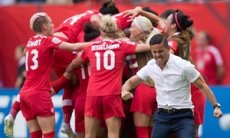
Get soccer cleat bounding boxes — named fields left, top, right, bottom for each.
left=4, top=114, right=14, bottom=138
left=61, top=124, right=76, bottom=138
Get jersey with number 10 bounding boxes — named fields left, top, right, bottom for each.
left=21, top=35, right=62, bottom=93
left=81, top=39, right=137, bottom=96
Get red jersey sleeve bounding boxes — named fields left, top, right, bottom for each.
left=168, top=40, right=178, bottom=53
left=113, top=12, right=132, bottom=30
left=121, top=41, right=137, bottom=55
left=45, top=36, right=62, bottom=50
left=81, top=46, right=90, bottom=61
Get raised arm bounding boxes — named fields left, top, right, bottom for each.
left=122, top=75, right=144, bottom=100
left=124, top=7, right=165, bottom=30
left=193, top=75, right=223, bottom=118
left=58, top=42, right=90, bottom=52
left=65, top=56, right=85, bottom=74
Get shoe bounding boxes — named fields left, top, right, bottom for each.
left=4, top=114, right=14, bottom=138
left=61, top=124, right=76, bottom=138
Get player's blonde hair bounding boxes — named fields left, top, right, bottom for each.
left=100, top=15, right=124, bottom=39
left=133, top=16, right=153, bottom=34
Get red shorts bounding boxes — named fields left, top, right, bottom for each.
left=20, top=91, right=54, bottom=121
left=191, top=85, right=206, bottom=124
left=131, top=83, right=157, bottom=116
left=74, top=96, right=86, bottom=132
left=85, top=95, right=125, bottom=120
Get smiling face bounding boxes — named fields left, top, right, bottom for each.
left=150, top=43, right=170, bottom=68
left=129, top=22, right=141, bottom=39
left=164, top=14, right=176, bottom=35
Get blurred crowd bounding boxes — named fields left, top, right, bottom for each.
left=0, top=0, right=225, bottom=5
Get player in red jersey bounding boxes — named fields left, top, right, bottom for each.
left=193, top=31, right=225, bottom=85
left=64, top=15, right=151, bottom=138
left=73, top=23, right=102, bottom=138
left=17, top=12, right=89, bottom=138
left=51, top=2, right=120, bottom=137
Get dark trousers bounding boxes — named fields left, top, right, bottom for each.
left=152, top=109, right=195, bottom=138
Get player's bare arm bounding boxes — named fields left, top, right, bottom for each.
left=58, top=42, right=90, bottom=51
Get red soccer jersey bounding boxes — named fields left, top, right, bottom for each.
left=55, top=10, right=99, bottom=43
left=81, top=39, right=137, bottom=96
left=194, top=45, right=223, bottom=85
left=21, top=35, right=62, bottom=93
left=113, top=12, right=132, bottom=30
left=74, top=63, right=90, bottom=97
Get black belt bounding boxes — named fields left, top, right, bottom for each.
left=158, top=108, right=191, bottom=113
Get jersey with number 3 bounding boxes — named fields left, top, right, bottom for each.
left=81, top=39, right=137, bottom=96
left=21, top=35, right=62, bottom=93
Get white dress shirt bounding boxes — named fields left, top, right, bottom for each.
left=137, top=54, right=200, bottom=109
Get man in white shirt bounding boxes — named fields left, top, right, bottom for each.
left=122, top=33, right=223, bottom=138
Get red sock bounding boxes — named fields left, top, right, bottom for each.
left=136, top=126, right=149, bottom=138
left=43, top=131, right=55, bottom=138
left=30, top=130, right=42, bottom=138
left=171, top=133, right=177, bottom=138
left=148, top=126, right=152, bottom=137
left=62, top=88, right=73, bottom=124
left=10, top=100, right=20, bottom=119
left=51, top=76, right=70, bottom=94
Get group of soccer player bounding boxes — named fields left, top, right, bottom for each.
left=4, top=1, right=209, bottom=138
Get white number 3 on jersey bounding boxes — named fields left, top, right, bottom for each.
left=26, top=49, right=39, bottom=71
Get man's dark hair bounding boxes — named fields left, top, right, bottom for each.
left=84, top=23, right=100, bottom=42
left=160, top=9, right=175, bottom=19
left=149, top=33, right=168, bottom=48
left=99, top=0, right=119, bottom=15
left=33, top=16, right=48, bottom=33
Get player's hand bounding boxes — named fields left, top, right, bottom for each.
left=214, top=107, right=223, bottom=118
left=123, top=6, right=142, bottom=19
left=121, top=91, right=133, bottom=100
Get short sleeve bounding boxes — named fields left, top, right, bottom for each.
left=168, top=40, right=178, bottom=53
left=45, top=36, right=62, bottom=49
left=183, top=63, right=200, bottom=83
left=122, top=41, right=137, bottom=55
left=137, top=65, right=150, bottom=81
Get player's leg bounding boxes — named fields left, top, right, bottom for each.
left=74, top=97, right=86, bottom=138
left=106, top=117, right=121, bottom=138
left=37, top=116, right=55, bottom=138
left=131, top=84, right=157, bottom=138
left=191, top=85, right=206, bottom=138
left=4, top=94, right=21, bottom=137
left=27, top=119, right=42, bottom=138
left=103, top=95, right=125, bottom=138
left=85, top=116, right=100, bottom=138
left=134, top=112, right=152, bottom=138
left=61, top=87, right=75, bottom=137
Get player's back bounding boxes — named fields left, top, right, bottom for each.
left=55, top=10, right=99, bottom=43
left=82, top=39, right=136, bottom=96
left=21, top=35, right=61, bottom=93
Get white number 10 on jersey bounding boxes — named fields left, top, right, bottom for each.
left=95, top=50, right=115, bottom=70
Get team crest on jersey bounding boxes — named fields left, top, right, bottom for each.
left=52, top=37, right=61, bottom=44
